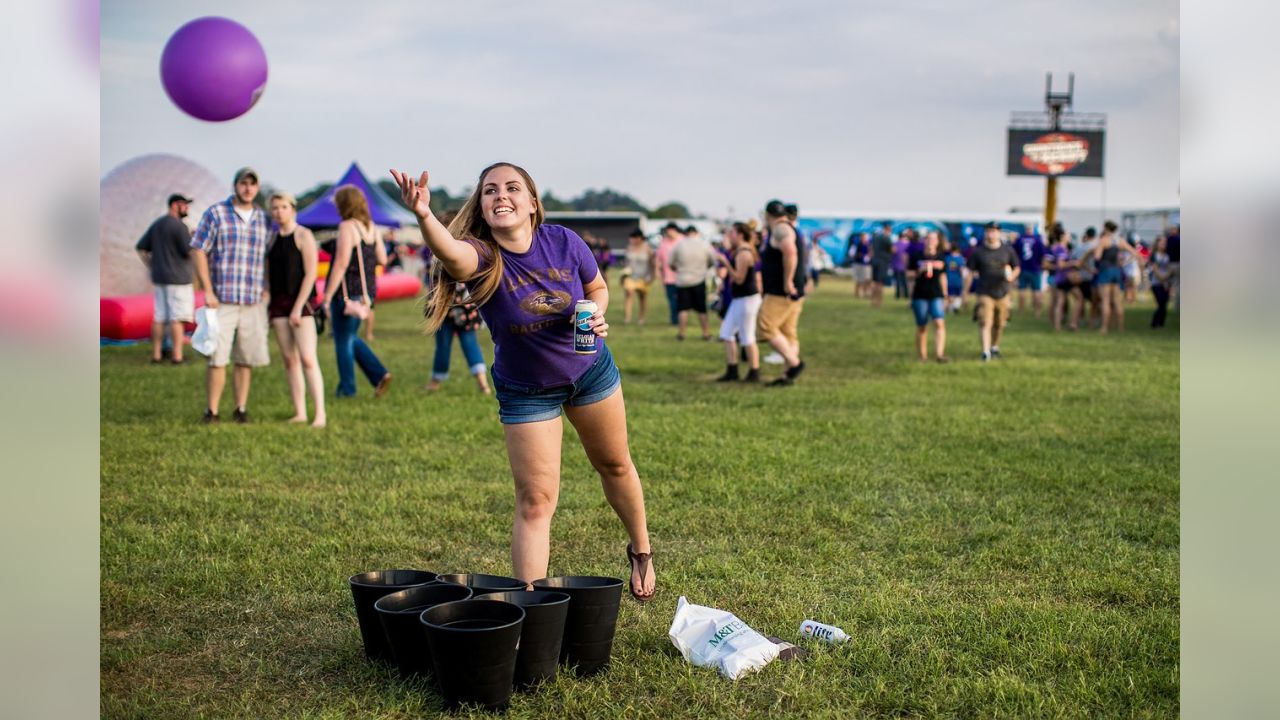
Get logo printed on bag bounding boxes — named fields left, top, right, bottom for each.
left=707, top=620, right=746, bottom=648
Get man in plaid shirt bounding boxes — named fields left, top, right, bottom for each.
left=191, top=167, right=271, bottom=424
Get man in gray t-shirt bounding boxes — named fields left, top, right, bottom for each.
left=136, top=193, right=194, bottom=363
left=965, top=223, right=1020, bottom=361
left=668, top=226, right=716, bottom=340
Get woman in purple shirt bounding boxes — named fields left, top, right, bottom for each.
left=391, top=163, right=655, bottom=603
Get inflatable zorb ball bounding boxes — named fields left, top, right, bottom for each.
left=160, top=16, right=268, bottom=122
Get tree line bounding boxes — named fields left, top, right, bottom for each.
left=288, top=180, right=693, bottom=219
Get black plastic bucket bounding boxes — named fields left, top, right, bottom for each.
left=348, top=569, right=437, bottom=662
left=437, top=573, right=528, bottom=594
left=531, top=576, right=623, bottom=676
left=374, top=583, right=472, bottom=678
left=420, top=599, right=525, bottom=711
left=476, top=590, right=571, bottom=688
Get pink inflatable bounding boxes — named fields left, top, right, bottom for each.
left=100, top=272, right=422, bottom=340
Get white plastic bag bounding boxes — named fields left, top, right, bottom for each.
left=667, top=596, right=780, bottom=680
left=192, top=306, right=219, bottom=357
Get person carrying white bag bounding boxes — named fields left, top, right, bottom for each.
left=191, top=306, right=219, bottom=357
left=668, top=596, right=780, bottom=680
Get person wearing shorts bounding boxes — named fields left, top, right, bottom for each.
left=136, top=193, right=195, bottom=364
left=714, top=222, right=762, bottom=382
left=668, top=225, right=716, bottom=341
left=1013, top=226, right=1047, bottom=316
left=1045, top=225, right=1074, bottom=331
left=190, top=168, right=271, bottom=423
left=621, top=229, right=654, bottom=324
left=966, top=222, right=1019, bottom=362
left=1091, top=220, right=1143, bottom=335
left=908, top=231, right=949, bottom=363
left=266, top=191, right=326, bottom=427
left=757, top=200, right=807, bottom=386
left=850, top=232, right=873, bottom=297
left=392, top=162, right=656, bottom=603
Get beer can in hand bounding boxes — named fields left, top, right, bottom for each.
left=574, top=299, right=598, bottom=355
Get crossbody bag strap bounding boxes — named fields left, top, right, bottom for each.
left=340, top=224, right=353, bottom=303
left=357, top=225, right=374, bottom=304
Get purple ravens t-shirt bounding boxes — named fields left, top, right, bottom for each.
left=1014, top=234, right=1047, bottom=273
left=467, top=224, right=602, bottom=389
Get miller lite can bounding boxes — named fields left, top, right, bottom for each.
left=574, top=299, right=598, bottom=354
left=799, top=619, right=850, bottom=644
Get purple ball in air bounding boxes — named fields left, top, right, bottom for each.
left=160, top=17, right=267, bottom=122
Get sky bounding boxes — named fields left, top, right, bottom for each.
left=101, top=0, right=1179, bottom=218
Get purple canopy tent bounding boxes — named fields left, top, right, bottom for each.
left=295, top=162, right=417, bottom=228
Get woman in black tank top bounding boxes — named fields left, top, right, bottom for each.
left=267, top=192, right=326, bottom=427
left=1090, top=220, right=1143, bottom=335
left=319, top=185, right=392, bottom=398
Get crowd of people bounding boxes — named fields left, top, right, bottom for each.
left=136, top=167, right=1180, bottom=427
left=615, top=210, right=1179, bottom=374
left=833, top=218, right=1180, bottom=359
left=137, top=168, right=398, bottom=428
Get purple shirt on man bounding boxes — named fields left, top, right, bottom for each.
left=1014, top=233, right=1048, bottom=273
left=466, top=224, right=602, bottom=389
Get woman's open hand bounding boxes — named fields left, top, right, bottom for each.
left=390, top=169, right=432, bottom=219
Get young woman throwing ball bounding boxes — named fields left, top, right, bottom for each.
left=391, top=163, right=656, bottom=602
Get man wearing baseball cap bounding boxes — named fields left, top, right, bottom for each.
left=190, top=167, right=271, bottom=423
left=966, top=222, right=1020, bottom=361
left=136, top=193, right=195, bottom=364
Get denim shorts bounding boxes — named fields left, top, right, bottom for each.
left=911, top=298, right=946, bottom=326
left=1096, top=266, right=1124, bottom=285
left=493, top=344, right=622, bottom=424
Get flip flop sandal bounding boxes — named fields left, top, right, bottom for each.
left=626, top=544, right=655, bottom=603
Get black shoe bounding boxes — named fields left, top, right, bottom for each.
left=715, top=364, right=740, bottom=382
left=767, top=376, right=794, bottom=387
left=202, top=409, right=219, bottom=424
left=232, top=407, right=250, bottom=424
left=743, top=369, right=760, bottom=383
left=785, top=360, right=806, bottom=380
left=990, top=347, right=1002, bottom=359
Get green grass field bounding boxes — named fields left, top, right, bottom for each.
left=101, top=276, right=1179, bottom=719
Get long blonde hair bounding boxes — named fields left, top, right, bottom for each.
left=422, top=162, right=544, bottom=332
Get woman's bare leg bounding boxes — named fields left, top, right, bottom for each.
left=272, top=318, right=306, bottom=421
left=564, top=388, right=654, bottom=597
left=293, top=320, right=326, bottom=427
left=504, top=418, right=564, bottom=584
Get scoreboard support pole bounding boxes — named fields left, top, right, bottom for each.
left=1045, top=176, right=1058, bottom=231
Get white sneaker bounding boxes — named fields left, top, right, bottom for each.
left=764, top=352, right=785, bottom=365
